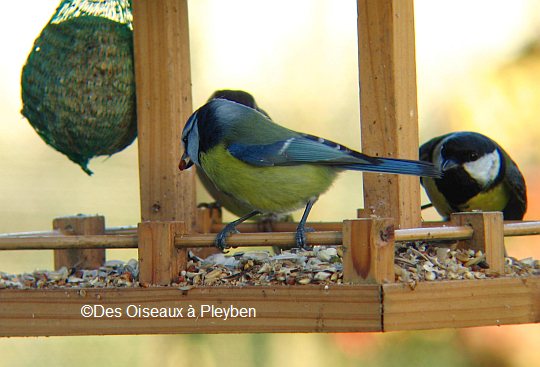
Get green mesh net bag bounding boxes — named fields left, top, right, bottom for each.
left=21, top=0, right=135, bottom=175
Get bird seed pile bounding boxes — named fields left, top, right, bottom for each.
left=176, top=247, right=343, bottom=287
left=0, top=259, right=138, bottom=289
left=174, top=243, right=539, bottom=288
left=0, top=243, right=538, bottom=289
left=393, top=242, right=539, bottom=289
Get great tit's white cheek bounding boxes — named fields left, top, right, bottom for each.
left=463, top=150, right=500, bottom=188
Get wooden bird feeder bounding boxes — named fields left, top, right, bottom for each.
left=0, top=0, right=538, bottom=336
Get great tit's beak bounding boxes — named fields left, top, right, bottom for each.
left=441, top=159, right=459, bottom=172
left=179, top=151, right=193, bottom=171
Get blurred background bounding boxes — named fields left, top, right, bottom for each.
left=0, top=0, right=539, bottom=366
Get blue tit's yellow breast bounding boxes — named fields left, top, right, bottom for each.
left=199, top=144, right=338, bottom=213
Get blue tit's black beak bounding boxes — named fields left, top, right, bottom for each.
left=441, top=159, right=459, bottom=172
left=179, top=151, right=193, bottom=171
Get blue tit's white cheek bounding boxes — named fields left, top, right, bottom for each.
left=186, top=122, right=200, bottom=166
left=463, top=150, right=500, bottom=188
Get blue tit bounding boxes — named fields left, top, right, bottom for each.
left=180, top=99, right=441, bottom=251
left=198, top=90, right=273, bottom=218
left=420, top=131, right=527, bottom=220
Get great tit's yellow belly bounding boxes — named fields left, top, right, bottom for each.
left=459, top=183, right=509, bottom=212
left=423, top=177, right=509, bottom=218
left=200, top=145, right=338, bottom=213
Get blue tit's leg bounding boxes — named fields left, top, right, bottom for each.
left=215, top=210, right=261, bottom=251
left=295, top=197, right=318, bottom=249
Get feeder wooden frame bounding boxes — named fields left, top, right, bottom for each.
left=0, top=0, right=538, bottom=336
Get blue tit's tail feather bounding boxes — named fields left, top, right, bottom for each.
left=340, top=157, right=441, bottom=178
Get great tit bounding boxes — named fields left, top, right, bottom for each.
left=209, top=89, right=270, bottom=119
left=180, top=99, right=441, bottom=250
left=198, top=90, right=272, bottom=217
left=420, top=131, right=527, bottom=220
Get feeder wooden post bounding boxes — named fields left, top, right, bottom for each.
left=451, top=212, right=505, bottom=274
left=357, top=0, right=421, bottom=228
left=132, top=0, right=196, bottom=282
left=138, top=221, right=186, bottom=285
left=343, top=218, right=395, bottom=283
left=53, top=215, right=105, bottom=270
left=132, top=0, right=196, bottom=227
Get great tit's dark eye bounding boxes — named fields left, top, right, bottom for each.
left=469, top=152, right=479, bottom=161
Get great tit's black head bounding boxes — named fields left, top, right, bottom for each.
left=436, top=132, right=503, bottom=189
left=209, top=90, right=258, bottom=109
left=209, top=89, right=270, bottom=119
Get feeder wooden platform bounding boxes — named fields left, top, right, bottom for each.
left=0, top=0, right=538, bottom=336
left=2, top=276, right=537, bottom=337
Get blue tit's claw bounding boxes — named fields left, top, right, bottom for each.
left=295, top=226, right=314, bottom=250
left=213, top=211, right=261, bottom=252
left=214, top=224, right=240, bottom=252
left=214, top=232, right=229, bottom=252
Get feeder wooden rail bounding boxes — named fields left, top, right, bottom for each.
left=0, top=225, right=138, bottom=238
left=1, top=221, right=539, bottom=250
left=0, top=235, right=138, bottom=250
left=224, top=220, right=540, bottom=238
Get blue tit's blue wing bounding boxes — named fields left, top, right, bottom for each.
left=227, top=133, right=441, bottom=177
left=227, top=134, right=376, bottom=167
